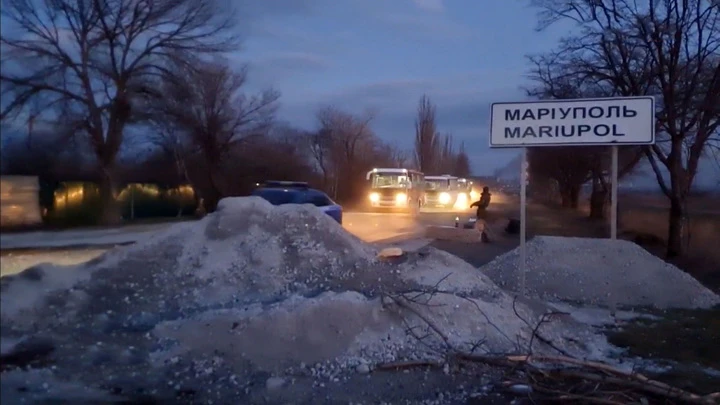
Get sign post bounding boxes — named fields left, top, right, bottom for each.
left=611, top=146, right=618, bottom=239
left=519, top=148, right=527, bottom=297
left=489, top=96, right=655, bottom=297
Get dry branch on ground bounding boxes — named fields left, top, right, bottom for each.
left=379, top=277, right=719, bottom=405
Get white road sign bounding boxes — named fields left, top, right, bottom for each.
left=489, top=96, right=655, bottom=148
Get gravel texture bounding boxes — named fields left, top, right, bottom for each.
left=479, top=236, right=720, bottom=309
left=0, top=197, right=613, bottom=404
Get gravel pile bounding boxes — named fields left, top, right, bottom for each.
left=1, top=198, right=611, bottom=404
left=480, top=236, right=720, bottom=309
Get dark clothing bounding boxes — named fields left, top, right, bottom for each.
left=470, top=192, right=491, bottom=219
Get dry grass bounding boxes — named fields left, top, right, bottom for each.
left=619, top=208, right=720, bottom=262
left=620, top=193, right=720, bottom=214
left=619, top=206, right=720, bottom=291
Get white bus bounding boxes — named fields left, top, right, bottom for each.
left=455, top=177, right=478, bottom=209
left=366, top=168, right=425, bottom=211
left=424, top=175, right=461, bottom=208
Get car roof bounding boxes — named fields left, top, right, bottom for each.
left=257, top=186, right=325, bottom=194
left=254, top=187, right=334, bottom=201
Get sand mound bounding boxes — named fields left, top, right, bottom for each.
left=480, top=236, right=720, bottom=309
left=0, top=198, right=611, bottom=404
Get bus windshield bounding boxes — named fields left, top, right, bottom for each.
left=425, top=179, right=450, bottom=191
left=371, top=174, right=408, bottom=189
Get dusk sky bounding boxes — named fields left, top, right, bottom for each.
left=233, top=0, right=574, bottom=175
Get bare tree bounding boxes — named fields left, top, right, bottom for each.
left=148, top=123, right=193, bottom=193
left=313, top=106, right=375, bottom=200
left=308, top=127, right=333, bottom=191
left=436, top=133, right=454, bottom=174
left=527, top=58, right=644, bottom=218
left=385, top=143, right=409, bottom=167
left=453, top=142, right=472, bottom=178
left=414, top=95, right=440, bottom=173
left=528, top=0, right=720, bottom=257
left=0, top=0, right=239, bottom=223
left=225, top=132, right=317, bottom=195
left=310, top=106, right=409, bottom=203
left=587, top=147, right=643, bottom=219
left=149, top=58, right=279, bottom=211
left=528, top=146, right=594, bottom=208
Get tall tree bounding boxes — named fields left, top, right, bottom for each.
left=314, top=106, right=375, bottom=201
left=453, top=142, right=472, bottom=178
left=149, top=58, right=279, bottom=211
left=526, top=59, right=644, bottom=218
left=438, top=133, right=455, bottom=174
left=414, top=95, right=440, bottom=173
left=528, top=146, right=594, bottom=208
left=0, top=0, right=239, bottom=223
left=528, top=0, right=720, bottom=257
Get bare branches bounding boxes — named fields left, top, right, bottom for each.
left=153, top=58, right=280, bottom=158
left=376, top=275, right=718, bottom=404
left=453, top=142, right=471, bottom=178
left=145, top=57, right=279, bottom=211
left=0, top=0, right=240, bottom=223
left=527, top=0, right=720, bottom=256
left=528, top=146, right=595, bottom=208
left=412, top=95, right=471, bottom=176
left=309, top=105, right=400, bottom=202
left=414, top=94, right=439, bottom=173
left=1, top=0, right=239, bottom=119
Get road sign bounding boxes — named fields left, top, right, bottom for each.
left=489, top=96, right=655, bottom=148
left=488, top=96, right=656, bottom=298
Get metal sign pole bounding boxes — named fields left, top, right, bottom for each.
left=611, top=146, right=618, bottom=240
left=519, top=147, right=527, bottom=297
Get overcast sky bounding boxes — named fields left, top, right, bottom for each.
left=233, top=0, right=575, bottom=175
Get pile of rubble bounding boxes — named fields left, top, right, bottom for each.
left=0, top=198, right=658, bottom=404
left=480, top=236, right=720, bottom=309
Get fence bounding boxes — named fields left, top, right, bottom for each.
left=47, top=182, right=197, bottom=226
left=0, top=176, right=43, bottom=229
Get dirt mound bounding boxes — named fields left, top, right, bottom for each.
left=479, top=236, right=720, bottom=309
left=0, top=198, right=611, bottom=404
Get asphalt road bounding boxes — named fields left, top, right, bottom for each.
left=1, top=206, right=505, bottom=277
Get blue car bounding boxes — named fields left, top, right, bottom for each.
left=251, top=181, right=343, bottom=224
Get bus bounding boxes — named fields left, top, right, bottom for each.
left=366, top=168, right=425, bottom=211
left=424, top=175, right=461, bottom=208
left=455, top=177, right=478, bottom=209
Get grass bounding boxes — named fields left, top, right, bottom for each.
left=606, top=306, right=720, bottom=395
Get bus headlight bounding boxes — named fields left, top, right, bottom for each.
left=454, top=193, right=469, bottom=209
left=395, top=193, right=407, bottom=204
left=439, top=192, right=451, bottom=204
left=369, top=192, right=379, bottom=202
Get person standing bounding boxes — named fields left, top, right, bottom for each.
left=470, top=186, right=492, bottom=242
left=470, top=186, right=492, bottom=220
